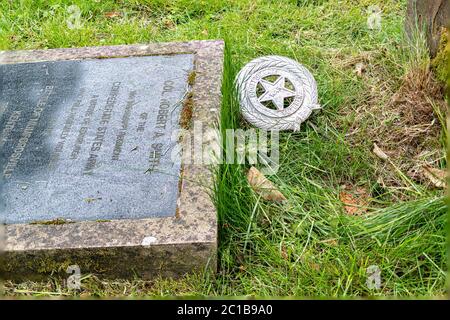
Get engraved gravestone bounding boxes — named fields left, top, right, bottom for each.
left=1, top=41, right=223, bottom=279
left=1, top=55, right=192, bottom=223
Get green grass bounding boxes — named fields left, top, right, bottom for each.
left=1, top=0, right=447, bottom=297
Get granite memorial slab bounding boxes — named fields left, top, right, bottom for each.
left=0, top=40, right=224, bottom=279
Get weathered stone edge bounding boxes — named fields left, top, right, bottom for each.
left=1, top=40, right=224, bottom=279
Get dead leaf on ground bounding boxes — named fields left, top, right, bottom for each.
left=339, top=186, right=369, bottom=216
left=247, top=166, right=286, bottom=202
left=373, top=143, right=389, bottom=160
left=104, top=11, right=122, bottom=18
left=163, top=19, right=176, bottom=29
left=422, top=165, right=447, bottom=188
left=321, top=238, right=338, bottom=246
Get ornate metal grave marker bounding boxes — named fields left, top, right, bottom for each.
left=236, top=55, right=320, bottom=131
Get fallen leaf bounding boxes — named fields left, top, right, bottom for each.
left=321, top=238, right=338, bottom=246
left=339, top=187, right=368, bottom=216
left=339, top=192, right=359, bottom=215
left=373, top=143, right=389, bottom=160
left=422, top=165, right=447, bottom=188
left=163, top=19, right=176, bottom=29
left=104, top=11, right=121, bottom=18
left=247, top=166, right=286, bottom=202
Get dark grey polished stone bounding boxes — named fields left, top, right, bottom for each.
left=0, top=54, right=194, bottom=224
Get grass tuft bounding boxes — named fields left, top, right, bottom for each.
left=1, top=0, right=447, bottom=298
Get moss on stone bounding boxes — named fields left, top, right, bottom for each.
left=30, top=218, right=74, bottom=225
left=431, top=27, right=449, bottom=84
left=180, top=92, right=194, bottom=129
left=187, top=70, right=197, bottom=86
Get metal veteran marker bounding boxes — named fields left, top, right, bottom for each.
left=236, top=55, right=320, bottom=131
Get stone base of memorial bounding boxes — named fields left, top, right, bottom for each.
left=0, top=40, right=223, bottom=279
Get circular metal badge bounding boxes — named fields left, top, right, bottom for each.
left=236, top=55, right=320, bottom=131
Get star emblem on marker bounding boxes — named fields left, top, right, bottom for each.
left=258, top=76, right=296, bottom=110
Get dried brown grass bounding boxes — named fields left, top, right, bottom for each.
left=342, top=50, right=447, bottom=198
